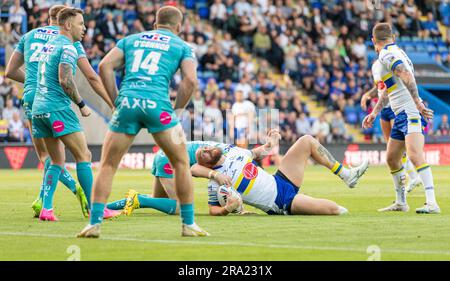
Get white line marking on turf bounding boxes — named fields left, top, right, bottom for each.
left=1, top=231, right=450, bottom=256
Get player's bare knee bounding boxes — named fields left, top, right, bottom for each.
left=386, top=153, right=401, bottom=169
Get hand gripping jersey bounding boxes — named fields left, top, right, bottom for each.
left=376, top=43, right=419, bottom=116
left=207, top=146, right=279, bottom=213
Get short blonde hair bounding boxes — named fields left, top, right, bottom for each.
left=57, top=8, right=83, bottom=26
left=49, top=5, right=67, bottom=21
left=372, top=23, right=393, bottom=42
left=156, top=6, right=183, bottom=27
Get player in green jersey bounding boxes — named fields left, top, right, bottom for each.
left=30, top=8, right=118, bottom=221
left=5, top=5, right=114, bottom=219
left=78, top=6, right=209, bottom=238
left=107, top=141, right=233, bottom=215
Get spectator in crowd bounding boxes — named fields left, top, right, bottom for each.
left=7, top=111, right=23, bottom=142
left=1, top=98, right=19, bottom=123
left=253, top=24, right=271, bottom=58
left=210, top=0, right=227, bottom=29
left=422, top=12, right=442, bottom=38
left=312, top=113, right=331, bottom=144
left=8, top=0, right=26, bottom=26
left=0, top=22, right=15, bottom=47
left=230, top=90, right=256, bottom=148
left=0, top=113, right=8, bottom=142
left=0, top=76, right=12, bottom=106
left=436, top=114, right=450, bottom=136
left=330, top=110, right=347, bottom=143
left=203, top=99, right=224, bottom=142
left=295, top=112, right=311, bottom=136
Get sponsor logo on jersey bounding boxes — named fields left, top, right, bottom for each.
left=40, top=44, right=56, bottom=54
left=140, top=33, right=171, bottom=43
left=243, top=162, right=258, bottom=180
left=36, top=29, right=59, bottom=35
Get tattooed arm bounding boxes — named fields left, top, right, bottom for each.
left=362, top=87, right=388, bottom=129
left=393, top=64, right=420, bottom=106
left=59, top=63, right=91, bottom=117
left=393, top=64, right=433, bottom=119
left=360, top=86, right=377, bottom=111
left=370, top=88, right=389, bottom=116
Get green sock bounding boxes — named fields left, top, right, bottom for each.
left=138, top=194, right=177, bottom=215
left=90, top=202, right=105, bottom=225
left=76, top=162, right=93, bottom=208
left=59, top=166, right=77, bottom=194
left=180, top=203, right=194, bottom=225
left=42, top=165, right=62, bottom=210
left=38, top=157, right=52, bottom=200
left=106, top=199, right=127, bottom=210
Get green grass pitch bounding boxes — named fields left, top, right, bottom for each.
left=0, top=165, right=449, bottom=261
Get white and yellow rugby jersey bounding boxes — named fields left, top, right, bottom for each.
left=377, top=43, right=419, bottom=115
left=371, top=59, right=390, bottom=109
left=207, top=146, right=278, bottom=213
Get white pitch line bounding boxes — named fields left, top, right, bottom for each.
left=1, top=231, right=450, bottom=257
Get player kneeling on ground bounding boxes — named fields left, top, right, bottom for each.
left=196, top=130, right=369, bottom=215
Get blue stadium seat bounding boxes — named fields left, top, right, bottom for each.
left=415, top=44, right=426, bottom=52
left=427, top=45, right=437, bottom=53
left=438, top=45, right=448, bottom=52
left=0, top=48, right=5, bottom=66
left=185, top=0, right=195, bottom=9
left=433, top=115, right=442, bottom=132
left=405, top=45, right=416, bottom=52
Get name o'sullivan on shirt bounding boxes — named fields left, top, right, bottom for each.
left=177, top=264, right=272, bottom=279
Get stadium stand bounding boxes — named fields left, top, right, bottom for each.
left=0, top=0, right=449, bottom=145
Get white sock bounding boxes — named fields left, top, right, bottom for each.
left=331, top=161, right=350, bottom=181
left=391, top=167, right=407, bottom=205
left=338, top=206, right=348, bottom=215
left=417, top=165, right=437, bottom=205
left=405, top=159, right=419, bottom=181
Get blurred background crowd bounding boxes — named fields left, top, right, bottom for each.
left=0, top=0, right=449, bottom=145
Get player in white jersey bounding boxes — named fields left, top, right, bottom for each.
left=197, top=130, right=369, bottom=215
left=360, top=60, right=421, bottom=193
left=363, top=23, right=440, bottom=214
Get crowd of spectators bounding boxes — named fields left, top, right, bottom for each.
left=0, top=76, right=29, bottom=143
left=1, top=0, right=450, bottom=145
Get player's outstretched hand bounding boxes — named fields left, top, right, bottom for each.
left=215, top=173, right=232, bottom=187
left=418, top=103, right=434, bottom=121
left=80, top=106, right=91, bottom=117
left=362, top=113, right=376, bottom=129
left=266, top=129, right=281, bottom=149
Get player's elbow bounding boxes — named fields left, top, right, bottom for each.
left=4, top=65, right=14, bottom=80
left=98, top=60, right=112, bottom=77
left=183, top=75, right=198, bottom=90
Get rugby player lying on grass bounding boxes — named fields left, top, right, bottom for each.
left=107, top=141, right=255, bottom=216
left=197, top=130, right=369, bottom=216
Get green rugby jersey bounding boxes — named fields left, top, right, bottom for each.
left=15, top=26, right=85, bottom=97
left=32, top=35, right=80, bottom=115
left=116, top=28, right=195, bottom=101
